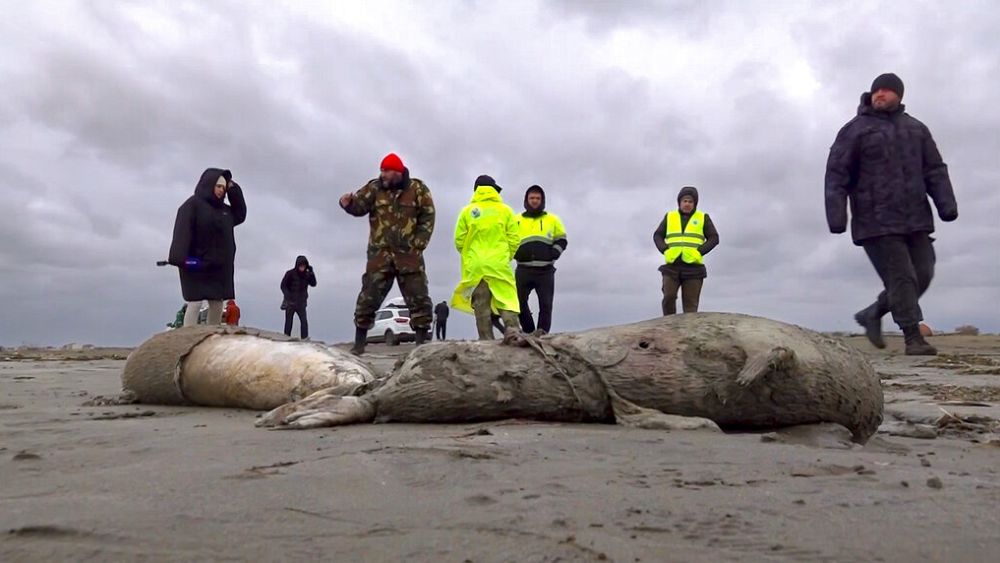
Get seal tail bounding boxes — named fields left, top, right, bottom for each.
left=735, top=347, right=797, bottom=387
left=256, top=389, right=376, bottom=429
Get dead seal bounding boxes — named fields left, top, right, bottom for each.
left=121, top=325, right=375, bottom=410
left=257, top=313, right=884, bottom=442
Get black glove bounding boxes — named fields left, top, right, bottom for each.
left=939, top=208, right=958, bottom=222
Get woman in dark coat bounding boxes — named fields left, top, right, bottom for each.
left=168, top=168, right=247, bottom=327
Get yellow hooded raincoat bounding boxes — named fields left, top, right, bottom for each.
left=451, top=186, right=521, bottom=314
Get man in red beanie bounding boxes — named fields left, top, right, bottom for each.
left=340, top=153, right=436, bottom=355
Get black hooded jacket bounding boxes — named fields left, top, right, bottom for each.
left=434, top=301, right=449, bottom=321
left=825, top=93, right=957, bottom=244
left=652, top=186, right=719, bottom=279
left=281, top=255, right=317, bottom=305
left=168, top=168, right=247, bottom=301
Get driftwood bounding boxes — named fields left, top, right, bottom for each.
left=258, top=313, right=884, bottom=443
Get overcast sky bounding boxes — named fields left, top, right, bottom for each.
left=1, top=0, right=997, bottom=346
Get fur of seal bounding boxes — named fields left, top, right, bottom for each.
left=122, top=325, right=375, bottom=409
left=257, top=313, right=884, bottom=442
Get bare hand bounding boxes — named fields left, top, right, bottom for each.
left=339, top=193, right=353, bottom=208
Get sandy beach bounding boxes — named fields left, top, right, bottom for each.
left=2, top=335, right=999, bottom=562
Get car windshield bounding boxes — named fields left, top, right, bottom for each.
left=398, top=309, right=410, bottom=317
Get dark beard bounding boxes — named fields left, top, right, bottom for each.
left=873, top=99, right=900, bottom=113
left=381, top=176, right=404, bottom=190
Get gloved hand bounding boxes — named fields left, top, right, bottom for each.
left=183, top=257, right=203, bottom=271
left=939, top=207, right=958, bottom=222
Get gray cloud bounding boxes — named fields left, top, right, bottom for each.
left=1, top=0, right=998, bottom=346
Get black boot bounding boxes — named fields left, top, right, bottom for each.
left=349, top=327, right=367, bottom=355
left=903, top=325, right=937, bottom=356
left=415, top=328, right=429, bottom=346
left=854, top=306, right=885, bottom=349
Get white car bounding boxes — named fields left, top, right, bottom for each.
left=366, top=307, right=415, bottom=346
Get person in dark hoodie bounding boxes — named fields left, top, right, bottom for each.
left=514, top=185, right=568, bottom=334
left=340, top=153, right=435, bottom=354
left=653, top=186, right=719, bottom=315
left=433, top=300, right=449, bottom=340
left=826, top=73, right=957, bottom=356
left=280, top=256, right=317, bottom=339
left=168, top=168, right=247, bottom=327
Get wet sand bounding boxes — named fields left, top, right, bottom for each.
left=2, top=335, right=999, bottom=562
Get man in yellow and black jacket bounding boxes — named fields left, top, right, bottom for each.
left=652, top=186, right=719, bottom=315
left=514, top=185, right=567, bottom=334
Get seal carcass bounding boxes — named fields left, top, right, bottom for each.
left=258, top=313, right=884, bottom=442
left=122, top=325, right=375, bottom=409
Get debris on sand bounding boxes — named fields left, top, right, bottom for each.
left=82, top=391, right=139, bottom=406
left=878, top=420, right=939, bottom=439
left=919, top=354, right=1000, bottom=376
left=12, top=450, right=41, bottom=461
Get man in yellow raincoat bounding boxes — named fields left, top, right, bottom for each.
left=452, top=175, right=521, bottom=340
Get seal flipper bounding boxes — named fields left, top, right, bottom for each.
left=256, top=389, right=376, bottom=429
left=608, top=387, right=720, bottom=432
left=736, top=346, right=797, bottom=387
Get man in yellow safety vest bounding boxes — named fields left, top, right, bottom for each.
left=452, top=175, right=522, bottom=340
left=652, top=186, right=719, bottom=315
left=514, top=184, right=567, bottom=335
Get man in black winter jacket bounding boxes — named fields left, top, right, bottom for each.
left=653, top=186, right=719, bottom=315
left=826, top=73, right=958, bottom=356
left=280, top=255, right=317, bottom=339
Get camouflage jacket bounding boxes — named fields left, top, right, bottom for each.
left=343, top=177, right=435, bottom=272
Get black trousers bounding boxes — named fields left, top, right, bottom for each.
left=284, top=303, right=308, bottom=339
left=861, top=232, right=935, bottom=329
left=516, top=266, right=555, bottom=333
left=435, top=320, right=447, bottom=340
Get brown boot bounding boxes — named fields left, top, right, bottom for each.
left=903, top=325, right=937, bottom=356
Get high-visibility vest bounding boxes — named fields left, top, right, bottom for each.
left=664, top=210, right=705, bottom=265
left=516, top=212, right=567, bottom=267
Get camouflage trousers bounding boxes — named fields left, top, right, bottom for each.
left=471, top=280, right=519, bottom=340
left=354, top=264, right=433, bottom=331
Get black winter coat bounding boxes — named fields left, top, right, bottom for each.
left=434, top=302, right=450, bottom=321
left=825, top=93, right=957, bottom=245
left=168, top=168, right=247, bottom=301
left=281, top=256, right=317, bottom=306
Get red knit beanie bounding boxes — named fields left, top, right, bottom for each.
left=380, top=153, right=405, bottom=173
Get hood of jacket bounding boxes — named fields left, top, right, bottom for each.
left=471, top=185, right=503, bottom=203
left=676, top=186, right=699, bottom=210
left=194, top=168, right=232, bottom=207
left=523, top=184, right=546, bottom=217
left=295, top=255, right=310, bottom=269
